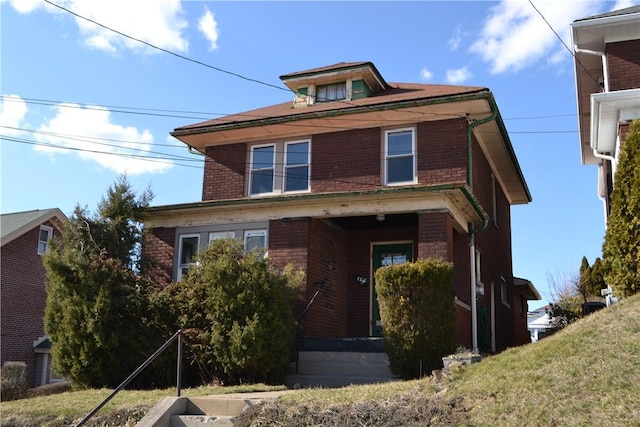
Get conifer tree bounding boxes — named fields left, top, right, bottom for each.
left=43, top=175, right=157, bottom=388
left=602, top=120, right=640, bottom=297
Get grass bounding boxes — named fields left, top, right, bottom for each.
left=3, top=293, right=640, bottom=426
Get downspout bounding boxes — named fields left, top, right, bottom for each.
left=575, top=45, right=615, bottom=217
left=467, top=105, right=496, bottom=355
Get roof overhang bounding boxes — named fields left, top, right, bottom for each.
left=146, top=184, right=486, bottom=233
left=571, top=10, right=640, bottom=164
left=171, top=92, right=531, bottom=206
left=591, top=88, right=640, bottom=154
left=514, top=277, right=542, bottom=301
left=0, top=208, right=67, bottom=247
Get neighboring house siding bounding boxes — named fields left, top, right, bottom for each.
left=417, top=118, right=468, bottom=185
left=202, top=143, right=247, bottom=201
left=606, top=40, right=640, bottom=91
left=1, top=222, right=56, bottom=387
left=144, top=227, right=176, bottom=287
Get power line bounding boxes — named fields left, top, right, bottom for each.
left=528, top=0, right=601, bottom=86
left=42, top=0, right=290, bottom=94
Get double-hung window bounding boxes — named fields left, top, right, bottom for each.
left=250, top=145, right=275, bottom=196
left=177, top=234, right=200, bottom=281
left=37, top=225, right=53, bottom=255
left=284, top=141, right=310, bottom=192
left=384, top=128, right=416, bottom=185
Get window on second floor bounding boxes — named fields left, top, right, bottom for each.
left=38, top=225, right=53, bottom=255
left=316, top=82, right=347, bottom=102
left=249, top=140, right=310, bottom=196
left=384, top=128, right=416, bottom=185
left=249, top=144, right=275, bottom=195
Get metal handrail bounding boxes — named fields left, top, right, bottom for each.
left=295, top=281, right=325, bottom=374
left=76, top=329, right=183, bottom=427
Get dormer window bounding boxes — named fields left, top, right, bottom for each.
left=316, top=82, right=347, bottom=102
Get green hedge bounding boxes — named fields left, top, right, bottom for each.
left=375, top=258, right=456, bottom=379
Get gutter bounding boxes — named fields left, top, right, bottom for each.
left=170, top=89, right=491, bottom=138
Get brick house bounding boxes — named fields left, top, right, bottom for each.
left=144, top=61, right=539, bottom=358
left=571, top=5, right=640, bottom=222
left=1, top=208, right=67, bottom=387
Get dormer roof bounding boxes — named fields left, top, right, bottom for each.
left=279, top=61, right=389, bottom=94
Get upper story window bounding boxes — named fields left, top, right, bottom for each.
left=177, top=234, right=200, bottom=281
left=249, top=140, right=311, bottom=196
left=249, top=145, right=275, bottom=195
left=284, top=141, right=310, bottom=192
left=37, top=225, right=53, bottom=255
left=316, top=82, right=347, bottom=102
left=384, top=128, right=416, bottom=185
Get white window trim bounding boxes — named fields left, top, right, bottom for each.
left=284, top=140, right=311, bottom=194
left=38, top=225, right=53, bottom=255
left=383, top=127, right=417, bottom=186
left=249, top=143, right=276, bottom=196
left=177, top=233, right=200, bottom=282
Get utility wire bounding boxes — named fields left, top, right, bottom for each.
left=528, top=0, right=601, bottom=86
left=43, top=0, right=289, bottom=93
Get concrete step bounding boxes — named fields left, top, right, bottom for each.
left=170, top=414, right=230, bottom=427
left=137, top=393, right=291, bottom=427
left=287, top=350, right=399, bottom=388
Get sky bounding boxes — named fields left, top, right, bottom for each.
left=2, top=0, right=638, bottom=309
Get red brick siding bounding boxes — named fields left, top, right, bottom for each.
left=455, top=305, right=472, bottom=349
left=417, top=118, right=468, bottom=185
left=606, top=40, right=640, bottom=91
left=202, top=143, right=247, bottom=201
left=312, top=128, right=381, bottom=193
left=453, top=230, right=471, bottom=306
left=143, top=228, right=176, bottom=287
left=417, top=212, right=454, bottom=262
left=347, top=226, right=417, bottom=337
left=1, top=220, right=62, bottom=387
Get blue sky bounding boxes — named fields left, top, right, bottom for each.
left=2, top=0, right=638, bottom=309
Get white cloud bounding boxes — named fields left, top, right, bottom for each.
left=34, top=103, right=173, bottom=175
left=446, top=67, right=472, bottom=84
left=420, top=68, right=434, bottom=82
left=3, top=0, right=189, bottom=54
left=0, top=95, right=28, bottom=136
left=198, top=7, right=219, bottom=51
left=612, top=0, right=638, bottom=10
left=470, top=0, right=604, bottom=74
left=448, top=26, right=463, bottom=51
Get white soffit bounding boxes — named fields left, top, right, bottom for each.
left=591, top=89, right=640, bottom=153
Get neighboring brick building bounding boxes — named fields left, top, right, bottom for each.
left=144, top=61, right=539, bottom=355
left=1, top=208, right=67, bottom=387
left=572, top=5, right=640, bottom=222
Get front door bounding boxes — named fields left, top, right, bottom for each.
left=371, top=242, right=413, bottom=336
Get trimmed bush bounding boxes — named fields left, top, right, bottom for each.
left=375, top=258, right=456, bottom=379
left=1, top=362, right=28, bottom=402
left=168, top=237, right=299, bottom=385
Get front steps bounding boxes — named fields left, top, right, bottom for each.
left=137, top=393, right=290, bottom=427
left=285, top=337, right=399, bottom=388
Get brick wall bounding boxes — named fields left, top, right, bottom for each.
left=417, top=118, right=468, bottom=185
left=143, top=227, right=176, bottom=287
left=202, top=143, right=247, bottom=201
left=312, top=128, right=381, bottom=192
left=1, top=220, right=61, bottom=387
left=417, top=211, right=454, bottom=261
left=607, top=40, right=640, bottom=91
